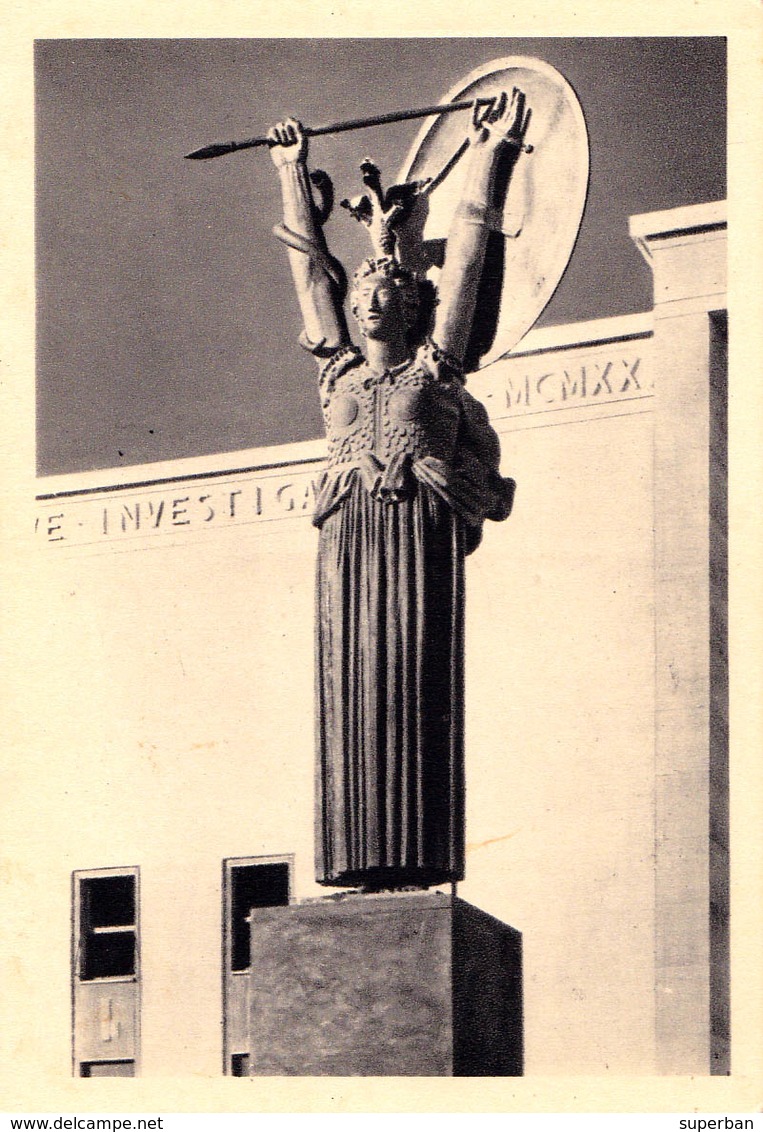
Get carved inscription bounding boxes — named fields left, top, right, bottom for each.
left=477, top=349, right=652, bottom=418
left=505, top=356, right=645, bottom=410
left=36, top=471, right=321, bottom=548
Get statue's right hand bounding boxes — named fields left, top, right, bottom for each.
left=267, top=118, right=308, bottom=168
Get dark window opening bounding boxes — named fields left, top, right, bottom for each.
left=230, top=1052, right=249, bottom=1076
left=230, top=862, right=289, bottom=972
left=80, top=1060, right=135, bottom=1077
left=79, top=873, right=137, bottom=980
left=82, top=874, right=135, bottom=927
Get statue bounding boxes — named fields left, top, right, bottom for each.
left=267, top=90, right=530, bottom=890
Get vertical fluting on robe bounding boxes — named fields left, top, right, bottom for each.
left=315, top=477, right=465, bottom=887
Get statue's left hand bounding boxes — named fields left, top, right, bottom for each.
left=267, top=117, right=308, bottom=169
left=470, top=88, right=531, bottom=155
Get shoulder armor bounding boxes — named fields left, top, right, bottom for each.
left=319, top=345, right=364, bottom=399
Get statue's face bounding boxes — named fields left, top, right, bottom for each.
left=352, top=274, right=407, bottom=341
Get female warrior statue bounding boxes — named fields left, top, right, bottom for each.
left=268, top=90, right=529, bottom=890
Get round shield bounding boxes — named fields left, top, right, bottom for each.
left=397, top=56, right=589, bottom=369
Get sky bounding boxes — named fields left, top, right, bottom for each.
left=35, top=37, right=726, bottom=476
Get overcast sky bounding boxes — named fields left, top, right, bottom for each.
left=35, top=37, right=726, bottom=476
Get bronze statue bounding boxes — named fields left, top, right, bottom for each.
left=268, top=91, right=529, bottom=890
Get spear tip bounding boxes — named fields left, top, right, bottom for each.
left=184, top=142, right=239, bottom=160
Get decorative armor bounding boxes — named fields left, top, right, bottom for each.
left=320, top=347, right=462, bottom=470
left=313, top=341, right=516, bottom=550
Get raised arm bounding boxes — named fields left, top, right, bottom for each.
left=433, top=90, right=530, bottom=366
left=268, top=118, right=350, bottom=357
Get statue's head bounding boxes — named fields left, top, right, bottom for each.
left=350, top=256, right=435, bottom=346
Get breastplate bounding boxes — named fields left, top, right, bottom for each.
left=323, top=360, right=461, bottom=469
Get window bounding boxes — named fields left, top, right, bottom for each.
left=80, top=1060, right=135, bottom=1077
left=230, top=1053, right=249, bottom=1077
left=72, top=867, right=140, bottom=1077
left=228, top=860, right=290, bottom=972
left=78, top=873, right=137, bottom=980
left=222, top=855, right=292, bottom=1075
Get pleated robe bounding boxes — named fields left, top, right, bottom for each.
left=315, top=475, right=465, bottom=888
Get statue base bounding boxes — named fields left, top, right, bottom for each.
left=247, top=891, right=522, bottom=1076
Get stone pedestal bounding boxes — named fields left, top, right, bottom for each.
left=247, top=891, right=522, bottom=1076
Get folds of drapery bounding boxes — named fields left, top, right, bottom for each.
left=315, top=477, right=465, bottom=887
left=313, top=451, right=515, bottom=556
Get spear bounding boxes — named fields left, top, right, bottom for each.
left=184, top=97, right=497, bottom=160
